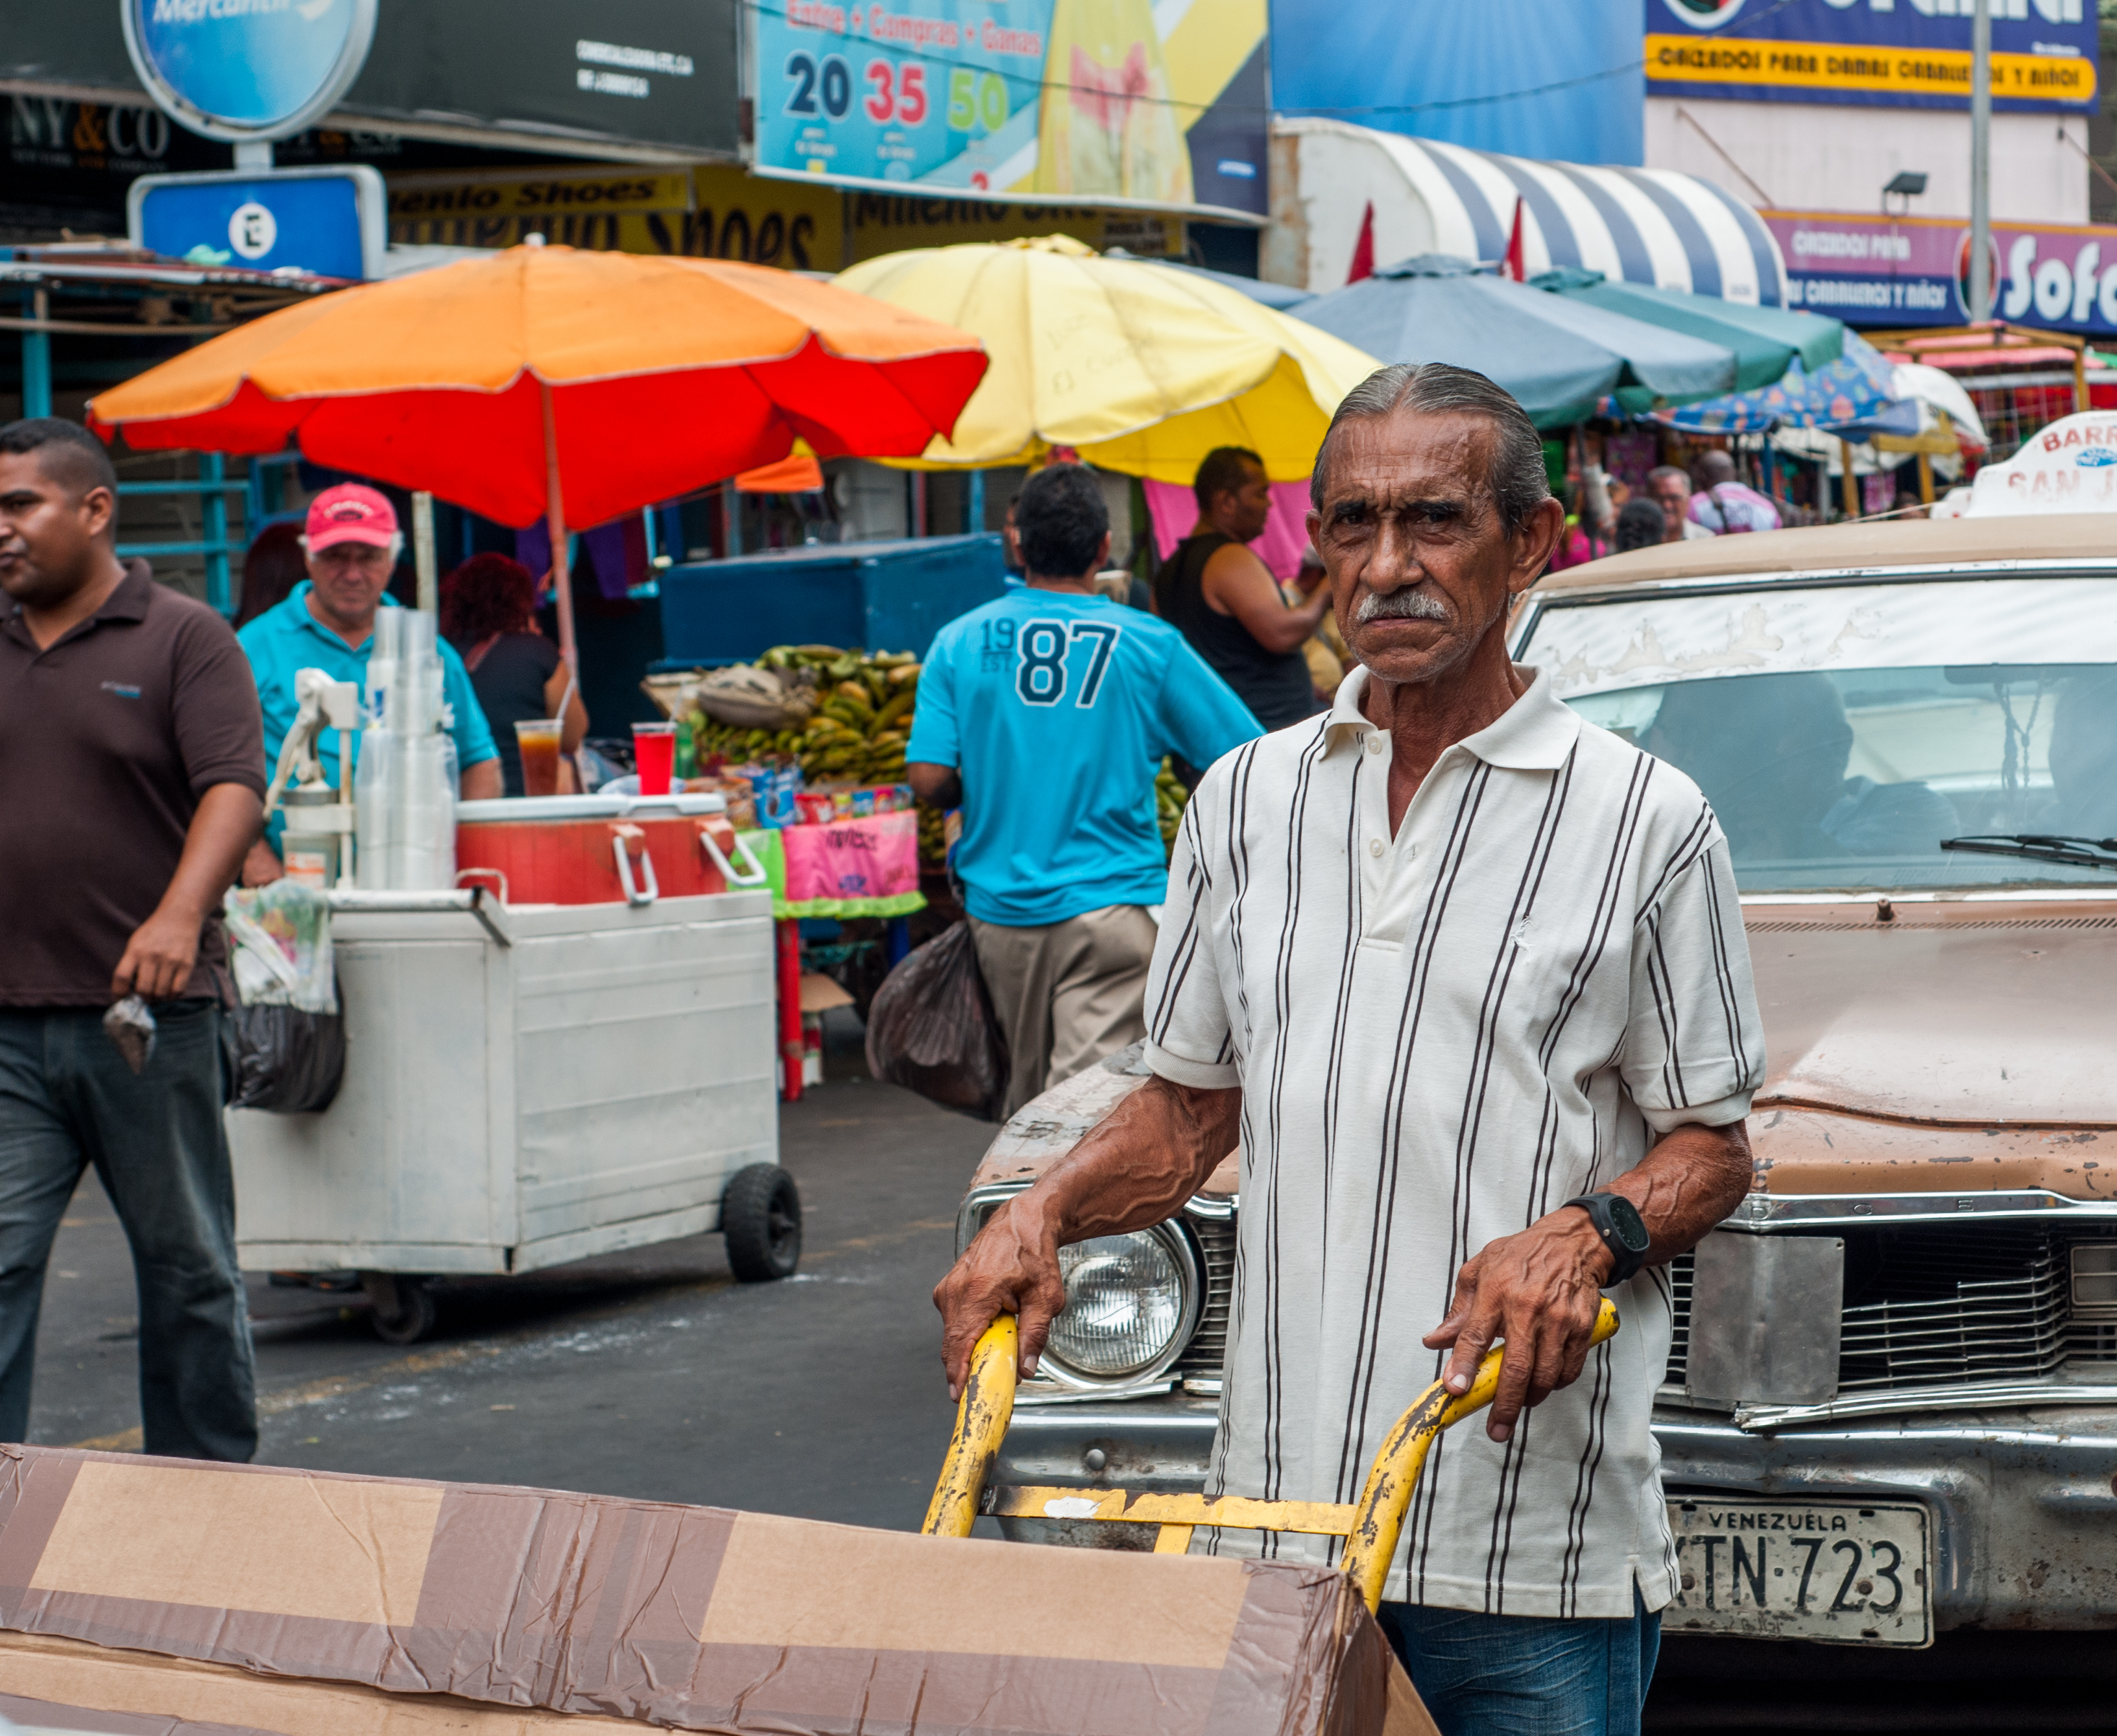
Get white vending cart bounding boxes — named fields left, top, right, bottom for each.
left=227, top=884, right=786, bottom=1342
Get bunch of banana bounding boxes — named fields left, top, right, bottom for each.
left=916, top=801, right=949, bottom=868
left=686, top=645, right=922, bottom=787
left=1156, top=758, right=1189, bottom=855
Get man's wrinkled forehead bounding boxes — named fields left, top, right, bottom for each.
left=1318, top=409, right=1497, bottom=510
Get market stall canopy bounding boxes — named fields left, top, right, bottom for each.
left=1659, top=328, right=1901, bottom=435
left=1293, top=254, right=1737, bottom=429
left=1891, top=362, right=1990, bottom=451
left=88, top=243, right=987, bottom=671
left=833, top=236, right=1381, bottom=484
left=86, top=243, right=988, bottom=531
left=1532, top=267, right=1839, bottom=390
left=1103, top=249, right=1316, bottom=311
left=1271, top=118, right=1790, bottom=302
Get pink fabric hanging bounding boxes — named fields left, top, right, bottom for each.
left=1142, top=477, right=1315, bottom=582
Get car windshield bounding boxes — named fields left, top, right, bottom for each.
left=1516, top=575, right=2117, bottom=893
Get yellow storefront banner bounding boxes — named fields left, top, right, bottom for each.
left=1644, top=34, right=2096, bottom=105
left=387, top=163, right=1180, bottom=270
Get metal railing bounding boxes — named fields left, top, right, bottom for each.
left=117, top=453, right=245, bottom=613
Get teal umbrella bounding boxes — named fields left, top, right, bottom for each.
left=1295, top=254, right=1737, bottom=429
left=1533, top=266, right=1842, bottom=390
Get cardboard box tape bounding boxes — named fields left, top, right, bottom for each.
left=0, top=1446, right=1435, bottom=1735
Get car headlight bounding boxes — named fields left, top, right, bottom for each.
left=1043, top=1226, right=1201, bottom=1385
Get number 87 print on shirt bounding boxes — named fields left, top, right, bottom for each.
left=907, top=589, right=1263, bottom=928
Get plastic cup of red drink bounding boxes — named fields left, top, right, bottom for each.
left=632, top=721, right=677, bottom=795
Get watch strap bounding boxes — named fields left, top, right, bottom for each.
left=1562, top=1191, right=1647, bottom=1287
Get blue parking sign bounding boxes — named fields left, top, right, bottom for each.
left=128, top=165, right=386, bottom=280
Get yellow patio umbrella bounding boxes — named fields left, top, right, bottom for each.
left=835, top=236, right=1381, bottom=484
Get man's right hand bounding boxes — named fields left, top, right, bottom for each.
left=934, top=1192, right=1070, bottom=1399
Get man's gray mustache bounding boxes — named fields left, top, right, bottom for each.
left=1356, top=589, right=1448, bottom=623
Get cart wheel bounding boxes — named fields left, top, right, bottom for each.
left=361, top=1273, right=438, bottom=1345
left=723, top=1163, right=802, bottom=1281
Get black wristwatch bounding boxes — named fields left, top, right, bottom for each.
left=1562, top=1191, right=1651, bottom=1287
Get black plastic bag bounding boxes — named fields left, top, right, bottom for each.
left=865, top=921, right=1010, bottom=1121
left=223, top=1001, right=346, bottom=1113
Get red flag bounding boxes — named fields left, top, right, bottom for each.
left=1346, top=202, right=1375, bottom=285
left=1503, top=198, right=1527, bottom=283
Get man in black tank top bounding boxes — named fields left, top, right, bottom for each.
left=1153, top=447, right=1331, bottom=731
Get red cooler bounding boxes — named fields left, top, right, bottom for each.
left=455, top=793, right=767, bottom=907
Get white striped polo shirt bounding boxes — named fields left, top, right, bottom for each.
left=1144, top=663, right=1765, bottom=1619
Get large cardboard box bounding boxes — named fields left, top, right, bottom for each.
left=0, top=1446, right=1433, bottom=1735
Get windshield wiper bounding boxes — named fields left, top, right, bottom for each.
left=1941, top=834, right=2117, bottom=870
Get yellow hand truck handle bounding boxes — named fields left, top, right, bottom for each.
left=922, top=1296, right=1621, bottom=1616
left=922, top=1313, right=1019, bottom=1538
left=1341, top=1296, right=1621, bottom=1606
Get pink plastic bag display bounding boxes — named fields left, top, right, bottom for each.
left=779, top=809, right=920, bottom=903
left=1142, top=476, right=1315, bottom=580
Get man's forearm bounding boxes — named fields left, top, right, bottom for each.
left=934, top=1074, right=1238, bottom=1390
left=1243, top=588, right=1331, bottom=654
left=163, top=783, right=265, bottom=923
left=1603, top=1119, right=1754, bottom=1268
left=1026, top=1075, right=1238, bottom=1242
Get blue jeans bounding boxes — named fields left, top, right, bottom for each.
left=0, top=1003, right=256, bottom=1460
left=1379, top=1587, right=1660, bottom=1736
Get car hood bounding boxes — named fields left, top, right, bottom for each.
left=1747, top=899, right=2117, bottom=1128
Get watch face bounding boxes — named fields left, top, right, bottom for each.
left=1607, top=1194, right=1651, bottom=1254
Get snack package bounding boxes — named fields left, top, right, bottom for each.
left=102, top=995, right=157, bottom=1075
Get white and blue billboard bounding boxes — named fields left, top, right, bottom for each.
left=120, top=0, right=379, bottom=141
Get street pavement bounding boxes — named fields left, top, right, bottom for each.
left=19, top=1042, right=2107, bottom=1731
left=25, top=1064, right=987, bottom=1532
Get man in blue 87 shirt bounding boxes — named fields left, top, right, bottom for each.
left=907, top=464, right=1262, bottom=1119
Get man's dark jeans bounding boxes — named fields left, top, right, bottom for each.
left=0, top=1002, right=256, bottom=1460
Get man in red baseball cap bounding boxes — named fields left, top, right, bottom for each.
left=237, top=482, right=500, bottom=883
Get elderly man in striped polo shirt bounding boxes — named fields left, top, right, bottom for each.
left=937, top=362, right=1767, bottom=1736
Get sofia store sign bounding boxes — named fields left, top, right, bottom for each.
left=1763, top=210, right=2117, bottom=335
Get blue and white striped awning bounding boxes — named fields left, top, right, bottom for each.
left=1276, top=120, right=1791, bottom=308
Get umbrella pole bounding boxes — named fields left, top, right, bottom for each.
left=541, top=381, right=579, bottom=672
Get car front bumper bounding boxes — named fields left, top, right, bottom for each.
left=993, top=1396, right=2117, bottom=1628
left=1655, top=1404, right=2117, bottom=1631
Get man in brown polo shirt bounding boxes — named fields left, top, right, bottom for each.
left=0, top=418, right=265, bottom=1460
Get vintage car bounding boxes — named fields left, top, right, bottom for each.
left=955, top=513, right=2117, bottom=1679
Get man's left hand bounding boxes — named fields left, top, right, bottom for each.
left=1422, top=1207, right=1614, bottom=1444
left=112, top=903, right=202, bottom=1002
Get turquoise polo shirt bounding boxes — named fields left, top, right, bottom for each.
left=239, top=582, right=497, bottom=839
left=907, top=587, right=1263, bottom=927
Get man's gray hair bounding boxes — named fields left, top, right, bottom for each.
left=1310, top=362, right=1551, bottom=536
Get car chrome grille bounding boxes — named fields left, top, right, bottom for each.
left=1664, top=1255, right=1693, bottom=1387
left=1177, top=1213, right=1236, bottom=1378
left=1664, top=1224, right=2117, bottom=1401
left=1840, top=1227, right=2069, bottom=1390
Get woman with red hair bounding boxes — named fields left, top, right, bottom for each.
left=439, top=553, right=588, bottom=796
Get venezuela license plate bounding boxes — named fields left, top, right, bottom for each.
left=1664, top=1497, right=1932, bottom=1647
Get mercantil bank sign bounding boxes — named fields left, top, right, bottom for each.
left=122, top=0, right=379, bottom=141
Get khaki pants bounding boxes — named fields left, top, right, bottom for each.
left=970, top=905, right=1160, bottom=1121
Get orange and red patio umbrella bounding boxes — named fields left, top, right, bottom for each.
left=87, top=242, right=987, bottom=663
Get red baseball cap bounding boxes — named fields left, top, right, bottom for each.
left=305, top=482, right=398, bottom=552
